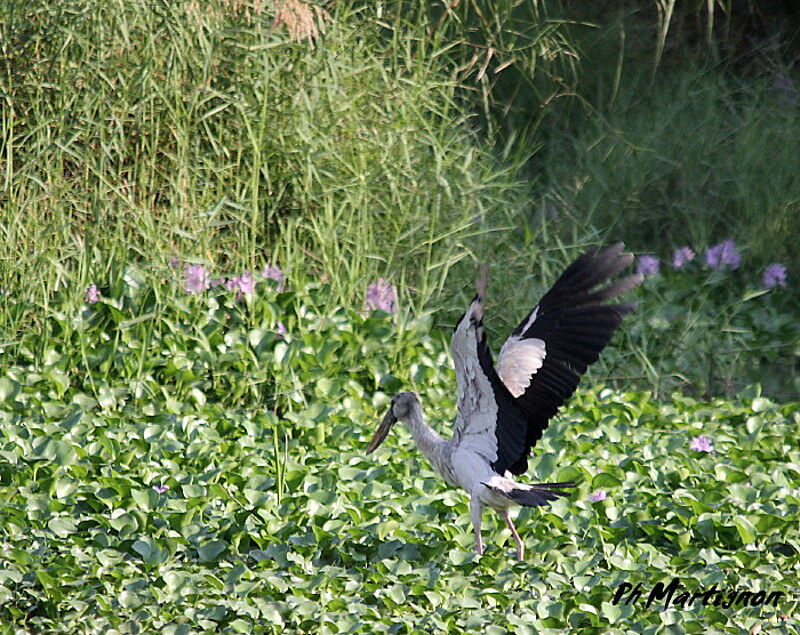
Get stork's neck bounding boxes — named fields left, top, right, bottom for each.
left=401, top=402, right=446, bottom=466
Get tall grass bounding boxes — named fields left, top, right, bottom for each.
left=536, top=67, right=800, bottom=272
left=1, top=1, right=574, bottom=359
left=2, top=0, right=797, bottom=398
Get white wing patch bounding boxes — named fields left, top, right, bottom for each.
left=496, top=337, right=547, bottom=398
left=518, top=306, right=539, bottom=335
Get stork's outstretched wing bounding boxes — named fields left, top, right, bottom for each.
left=448, top=243, right=641, bottom=477
left=493, top=243, right=642, bottom=474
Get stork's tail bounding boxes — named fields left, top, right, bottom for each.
left=504, top=481, right=576, bottom=507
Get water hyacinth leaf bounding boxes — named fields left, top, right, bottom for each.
left=162, top=571, right=188, bottom=593
left=385, top=585, right=406, bottom=605
left=132, top=538, right=155, bottom=560
left=47, top=517, right=78, bottom=537
left=132, top=488, right=160, bottom=511
left=48, top=370, right=71, bottom=397
left=600, top=602, right=621, bottom=624
left=35, top=570, right=63, bottom=600
left=32, top=438, right=78, bottom=465
left=751, top=397, right=772, bottom=412
left=555, top=466, right=582, bottom=483
left=71, top=393, right=98, bottom=410
left=109, top=513, right=137, bottom=533
left=591, top=473, right=622, bottom=489
left=197, top=540, right=227, bottom=562
left=534, top=453, right=557, bottom=480
left=745, top=416, right=764, bottom=434
left=53, top=478, right=77, bottom=499
left=274, top=342, right=289, bottom=366
left=0, top=378, right=20, bottom=402
left=122, top=265, right=148, bottom=302
left=733, top=516, right=757, bottom=544
left=182, top=484, right=206, bottom=498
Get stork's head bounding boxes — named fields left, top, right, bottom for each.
left=366, top=391, right=419, bottom=454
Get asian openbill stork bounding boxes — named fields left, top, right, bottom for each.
left=366, top=244, right=642, bottom=560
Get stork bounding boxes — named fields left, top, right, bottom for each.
left=366, top=244, right=643, bottom=560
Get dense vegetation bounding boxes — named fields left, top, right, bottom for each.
left=1, top=0, right=798, bottom=631
left=1, top=278, right=798, bottom=632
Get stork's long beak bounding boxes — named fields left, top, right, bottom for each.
left=366, top=407, right=397, bottom=454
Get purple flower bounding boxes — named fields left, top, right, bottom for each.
left=152, top=484, right=169, bottom=494
left=275, top=321, right=287, bottom=337
left=705, top=239, right=741, bottom=270
left=690, top=435, right=714, bottom=452
left=225, top=271, right=255, bottom=302
left=169, top=257, right=181, bottom=268
left=184, top=264, right=211, bottom=294
left=774, top=73, right=798, bottom=108
left=763, top=263, right=787, bottom=289
left=636, top=255, right=660, bottom=277
left=239, top=270, right=255, bottom=295
left=588, top=490, right=607, bottom=502
left=84, top=284, right=101, bottom=304
left=672, top=247, right=695, bottom=269
left=365, top=278, right=397, bottom=313
left=262, top=263, right=284, bottom=290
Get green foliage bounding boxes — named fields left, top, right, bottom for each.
left=2, top=0, right=797, bottom=400
left=0, top=2, right=798, bottom=627
left=564, top=0, right=800, bottom=71
left=0, top=276, right=799, bottom=632
left=381, top=0, right=580, bottom=135
left=626, top=264, right=799, bottom=398
left=537, top=68, right=800, bottom=273
left=0, top=0, right=532, bottom=353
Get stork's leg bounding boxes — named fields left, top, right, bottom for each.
left=469, top=496, right=484, bottom=556
left=502, top=509, right=525, bottom=561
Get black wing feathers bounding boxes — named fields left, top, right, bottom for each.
left=474, top=329, right=530, bottom=475
left=494, top=243, right=641, bottom=476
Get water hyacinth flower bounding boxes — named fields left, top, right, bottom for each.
left=763, top=263, right=787, bottom=289
left=588, top=490, right=607, bottom=502
left=672, top=246, right=695, bottom=269
left=262, top=263, right=284, bottom=290
left=774, top=73, right=798, bottom=108
left=238, top=270, right=255, bottom=295
left=152, top=484, right=169, bottom=494
left=690, top=435, right=714, bottom=452
left=365, top=278, right=397, bottom=314
left=226, top=270, right=255, bottom=301
left=705, top=239, right=741, bottom=270
left=84, top=284, right=101, bottom=304
left=636, top=255, right=660, bottom=277
left=184, top=264, right=211, bottom=294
